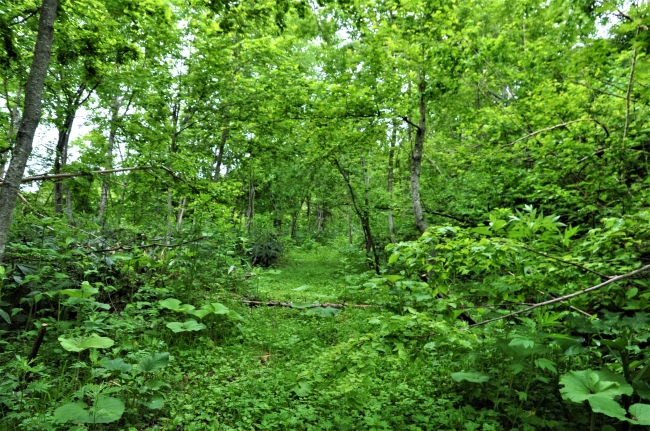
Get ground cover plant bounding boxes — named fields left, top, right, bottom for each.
left=2, top=0, right=650, bottom=429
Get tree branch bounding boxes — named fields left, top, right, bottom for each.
left=501, top=118, right=607, bottom=149
left=516, top=244, right=611, bottom=280
left=467, top=263, right=650, bottom=329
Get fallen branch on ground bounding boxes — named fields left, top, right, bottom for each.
left=241, top=300, right=372, bottom=309
left=467, top=263, right=650, bottom=329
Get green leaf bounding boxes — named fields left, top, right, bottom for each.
left=292, top=285, right=310, bottom=291
left=60, top=286, right=98, bottom=299
left=383, top=274, right=403, bottom=283
left=470, top=226, right=491, bottom=235
left=188, top=309, right=210, bottom=319
left=292, top=381, right=311, bottom=396
left=166, top=320, right=206, bottom=333
left=58, top=334, right=115, bottom=352
left=304, top=306, right=340, bottom=317
left=629, top=403, right=650, bottom=425
left=451, top=372, right=490, bottom=383
left=509, top=337, right=535, bottom=349
left=158, top=298, right=183, bottom=311
left=0, top=309, right=10, bottom=324
left=99, top=358, right=132, bottom=373
left=588, top=396, right=627, bottom=421
left=88, top=396, right=125, bottom=424
left=54, top=397, right=124, bottom=424
left=559, top=369, right=632, bottom=403
left=54, top=402, right=91, bottom=423
left=142, top=394, right=165, bottom=409
left=535, top=358, right=557, bottom=374
left=137, top=352, right=170, bottom=373
left=209, top=303, right=230, bottom=315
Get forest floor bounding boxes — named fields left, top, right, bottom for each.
left=161, top=245, right=378, bottom=430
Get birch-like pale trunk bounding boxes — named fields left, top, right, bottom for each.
left=98, top=96, right=121, bottom=218
left=0, top=0, right=58, bottom=263
left=387, top=122, right=397, bottom=241
left=411, top=78, right=428, bottom=234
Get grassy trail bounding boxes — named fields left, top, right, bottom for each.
left=253, top=247, right=350, bottom=303
left=168, top=246, right=372, bottom=430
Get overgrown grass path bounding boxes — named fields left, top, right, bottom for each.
left=252, top=247, right=351, bottom=303
left=169, top=246, right=373, bottom=430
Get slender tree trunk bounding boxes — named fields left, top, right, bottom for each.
left=0, top=0, right=58, bottom=263
left=347, top=201, right=352, bottom=246
left=176, top=197, right=186, bottom=231
left=54, top=112, right=75, bottom=214
left=0, top=85, right=22, bottom=180
left=411, top=78, right=428, bottom=234
left=334, top=158, right=380, bottom=273
left=166, top=190, right=173, bottom=244
left=245, top=178, right=255, bottom=232
left=213, top=127, right=228, bottom=182
left=388, top=121, right=397, bottom=241
left=214, top=40, right=239, bottom=182
left=306, top=195, right=311, bottom=232
left=98, top=96, right=121, bottom=218
left=362, top=156, right=372, bottom=252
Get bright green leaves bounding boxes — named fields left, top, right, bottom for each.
left=165, top=320, right=206, bottom=333
left=558, top=369, right=650, bottom=424
left=292, top=380, right=312, bottom=397
left=304, top=306, right=341, bottom=317
left=158, top=298, right=195, bottom=313
left=58, top=334, right=115, bottom=352
left=158, top=299, right=233, bottom=333
left=54, top=397, right=125, bottom=424
left=451, top=372, right=490, bottom=383
left=560, top=369, right=632, bottom=403
left=202, top=302, right=230, bottom=315
left=137, top=352, right=170, bottom=373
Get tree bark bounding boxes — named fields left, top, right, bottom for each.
left=0, top=0, right=58, bottom=263
left=411, top=78, right=428, bottom=234
left=212, top=127, right=228, bottom=182
left=53, top=110, right=75, bottom=214
left=387, top=121, right=397, bottom=241
left=245, top=177, right=255, bottom=232
left=347, top=201, right=352, bottom=246
left=98, top=96, right=121, bottom=218
left=176, top=197, right=186, bottom=231
left=334, top=158, right=380, bottom=273
left=0, top=84, right=22, bottom=180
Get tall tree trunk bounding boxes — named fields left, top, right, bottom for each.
left=53, top=111, right=75, bottom=214
left=361, top=156, right=371, bottom=252
left=98, top=96, right=121, bottom=218
left=0, top=0, right=58, bottom=263
left=388, top=121, right=397, bottom=241
left=213, top=127, right=228, bottom=182
left=334, top=158, right=380, bottom=273
left=166, top=190, right=173, bottom=244
left=0, top=85, right=22, bottom=180
left=306, top=195, right=311, bottom=232
left=245, top=177, right=255, bottom=232
left=176, top=197, right=186, bottom=231
left=214, top=39, right=239, bottom=182
left=411, top=78, right=428, bottom=234
left=347, top=201, right=352, bottom=246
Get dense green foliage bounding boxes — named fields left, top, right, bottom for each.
left=1, top=0, right=650, bottom=429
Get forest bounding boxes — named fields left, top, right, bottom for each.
left=1, top=0, right=650, bottom=429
